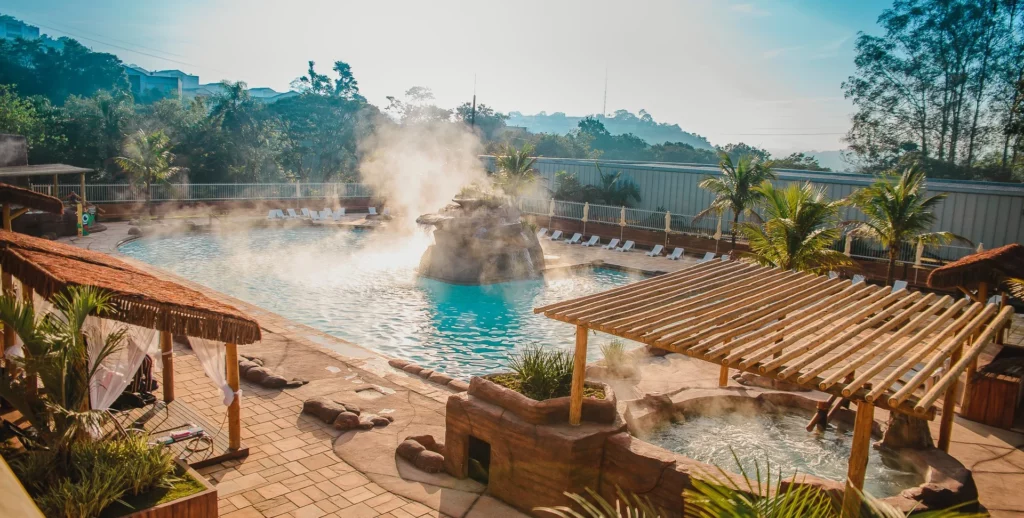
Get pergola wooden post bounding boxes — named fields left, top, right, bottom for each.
left=841, top=400, right=875, bottom=518
left=569, top=325, right=588, bottom=426
left=52, top=174, right=58, bottom=197
left=225, top=342, right=241, bottom=450
left=937, top=342, right=964, bottom=452
left=2, top=204, right=12, bottom=352
left=159, top=331, right=174, bottom=403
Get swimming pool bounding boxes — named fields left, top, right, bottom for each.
left=119, top=226, right=641, bottom=378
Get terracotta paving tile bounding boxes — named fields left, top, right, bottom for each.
left=293, top=504, right=328, bottom=518
left=327, top=495, right=353, bottom=510
left=276, top=436, right=307, bottom=452
left=222, top=507, right=264, bottom=518
left=256, top=482, right=291, bottom=500
left=285, top=491, right=314, bottom=507
left=262, top=500, right=299, bottom=518
left=332, top=471, right=370, bottom=490
left=282, top=448, right=311, bottom=462
left=299, top=484, right=330, bottom=501
left=282, top=475, right=315, bottom=491
left=342, top=486, right=375, bottom=504
left=228, top=494, right=252, bottom=509
left=216, top=473, right=268, bottom=496
left=400, top=502, right=432, bottom=517
left=314, top=480, right=344, bottom=497
left=340, top=503, right=380, bottom=518
left=299, top=453, right=338, bottom=471
left=365, top=493, right=404, bottom=514
left=284, top=460, right=311, bottom=475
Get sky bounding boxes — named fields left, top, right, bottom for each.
left=2, top=0, right=893, bottom=153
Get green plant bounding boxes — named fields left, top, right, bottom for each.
left=494, top=143, right=539, bottom=197
left=115, top=129, right=185, bottom=206
left=599, top=340, right=634, bottom=377
left=506, top=345, right=574, bottom=400
left=0, top=286, right=127, bottom=454
left=536, top=487, right=663, bottom=517
left=696, top=151, right=777, bottom=250
left=588, top=164, right=642, bottom=207
left=739, top=182, right=853, bottom=274
left=846, top=168, right=967, bottom=285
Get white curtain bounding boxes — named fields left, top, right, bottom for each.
left=84, top=317, right=159, bottom=410
left=190, top=336, right=238, bottom=406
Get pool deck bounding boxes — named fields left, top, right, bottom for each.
left=61, top=219, right=1024, bottom=517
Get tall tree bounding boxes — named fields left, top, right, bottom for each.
left=114, top=129, right=184, bottom=205
left=0, top=37, right=128, bottom=103
left=696, top=152, right=777, bottom=250
left=847, top=167, right=965, bottom=285
left=740, top=182, right=852, bottom=274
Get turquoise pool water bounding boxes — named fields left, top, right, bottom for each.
left=119, top=226, right=640, bottom=378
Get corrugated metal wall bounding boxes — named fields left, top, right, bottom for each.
left=483, top=157, right=1024, bottom=249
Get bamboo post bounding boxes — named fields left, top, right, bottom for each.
left=977, top=282, right=989, bottom=304
left=159, top=331, right=174, bottom=403
left=226, top=342, right=241, bottom=450
left=569, top=325, right=588, bottom=426
left=938, top=342, right=964, bottom=452
left=840, top=400, right=875, bottom=518
left=718, top=364, right=729, bottom=387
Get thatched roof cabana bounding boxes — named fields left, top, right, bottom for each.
left=0, top=183, right=64, bottom=215
left=927, top=243, right=1024, bottom=293
left=0, top=230, right=260, bottom=344
left=535, top=260, right=1013, bottom=516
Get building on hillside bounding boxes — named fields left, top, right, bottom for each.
left=124, top=65, right=297, bottom=104
left=0, top=16, right=40, bottom=40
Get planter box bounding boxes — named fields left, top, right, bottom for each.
left=469, top=374, right=617, bottom=425
left=121, top=461, right=217, bottom=518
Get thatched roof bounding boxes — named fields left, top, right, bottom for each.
left=536, top=260, right=1013, bottom=418
left=0, top=183, right=64, bottom=214
left=927, top=244, right=1024, bottom=290
left=0, top=230, right=261, bottom=344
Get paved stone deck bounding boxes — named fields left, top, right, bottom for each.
left=62, top=219, right=1024, bottom=517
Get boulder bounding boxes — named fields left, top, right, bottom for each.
left=397, top=439, right=426, bottom=460
left=402, top=364, right=423, bottom=375
left=369, top=415, right=393, bottom=427
left=428, top=372, right=454, bottom=386
left=447, top=379, right=470, bottom=392
left=238, top=360, right=261, bottom=375
left=388, top=358, right=409, bottom=369
left=880, top=412, right=934, bottom=450
left=244, top=366, right=272, bottom=384
left=414, top=451, right=445, bottom=473
left=303, top=397, right=349, bottom=424
left=406, top=434, right=438, bottom=452
left=333, top=411, right=361, bottom=430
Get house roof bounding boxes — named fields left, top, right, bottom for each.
left=927, top=244, right=1024, bottom=290
left=0, top=164, right=92, bottom=178
left=0, top=182, right=64, bottom=214
left=535, top=260, right=1012, bottom=418
left=0, top=230, right=261, bottom=344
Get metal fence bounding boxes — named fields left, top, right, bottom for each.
left=520, top=197, right=975, bottom=265
left=30, top=183, right=373, bottom=204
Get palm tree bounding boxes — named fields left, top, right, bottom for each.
left=740, top=182, right=852, bottom=274
left=0, top=286, right=125, bottom=454
left=847, top=168, right=967, bottom=285
left=494, top=143, right=539, bottom=197
left=588, top=165, right=642, bottom=207
left=115, top=129, right=184, bottom=207
left=696, top=151, right=777, bottom=250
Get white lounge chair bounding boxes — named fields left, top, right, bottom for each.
left=828, top=271, right=839, bottom=280
left=667, top=247, right=684, bottom=260
left=602, top=238, right=620, bottom=250
left=301, top=208, right=313, bottom=219
left=892, top=280, right=908, bottom=292
left=720, top=254, right=730, bottom=262
left=274, top=209, right=286, bottom=220
left=581, top=235, right=600, bottom=247
left=616, top=240, right=635, bottom=252
left=537, top=227, right=548, bottom=239
left=310, top=211, right=321, bottom=221
left=319, top=209, right=332, bottom=221
left=287, top=208, right=300, bottom=219
left=368, top=207, right=378, bottom=216
left=698, top=252, right=715, bottom=263
left=851, top=274, right=866, bottom=284
left=548, top=230, right=563, bottom=241
left=332, top=208, right=346, bottom=220
left=564, top=233, right=582, bottom=244
left=646, top=244, right=664, bottom=257
left=266, top=209, right=279, bottom=220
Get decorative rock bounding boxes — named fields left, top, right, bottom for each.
left=406, top=434, right=437, bottom=452
left=303, top=397, right=350, bottom=424
left=880, top=412, right=934, bottom=450
left=333, top=411, right=361, bottom=430
left=397, top=439, right=426, bottom=460
left=356, top=417, right=376, bottom=430
left=388, top=358, right=409, bottom=369
left=427, top=372, right=454, bottom=386
left=447, top=380, right=470, bottom=392
left=244, top=366, right=272, bottom=383
left=369, top=415, right=393, bottom=427
left=238, top=360, right=261, bottom=375
left=418, top=369, right=435, bottom=379
left=413, top=451, right=445, bottom=473
left=402, top=364, right=423, bottom=375
left=128, top=226, right=142, bottom=236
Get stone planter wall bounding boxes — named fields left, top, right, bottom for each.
left=122, top=461, right=218, bottom=518
left=468, top=375, right=617, bottom=425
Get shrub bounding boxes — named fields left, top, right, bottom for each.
left=507, top=345, right=574, bottom=400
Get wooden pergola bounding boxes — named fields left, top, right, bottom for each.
left=535, top=260, right=1013, bottom=517
left=0, top=230, right=261, bottom=458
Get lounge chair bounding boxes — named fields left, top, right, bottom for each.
left=851, top=274, right=866, bottom=284
left=319, top=209, right=332, bottom=221
left=310, top=211, right=321, bottom=221
left=602, top=238, right=620, bottom=250
left=548, top=230, right=563, bottom=241
left=301, top=208, right=312, bottom=219
left=537, top=227, right=548, bottom=239
left=698, top=252, right=715, bottom=263
left=581, top=235, right=600, bottom=247
left=274, top=209, right=286, bottom=220
left=667, top=247, right=684, bottom=260
left=720, top=254, right=730, bottom=262
left=332, top=208, right=346, bottom=220
left=266, top=209, right=279, bottom=220
left=564, top=233, right=582, bottom=244
left=616, top=240, right=635, bottom=252
left=892, top=280, right=908, bottom=292
left=646, top=244, right=664, bottom=257
left=828, top=271, right=839, bottom=280
left=287, top=208, right=300, bottom=219
left=368, top=207, right=378, bottom=216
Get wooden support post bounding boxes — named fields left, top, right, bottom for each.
left=718, top=364, right=729, bottom=387
left=977, top=282, right=988, bottom=304
left=52, top=174, right=58, bottom=197
left=938, top=342, right=964, bottom=452
left=226, top=342, right=241, bottom=450
left=159, top=331, right=174, bottom=403
left=80, top=172, right=86, bottom=205
left=569, top=325, right=588, bottom=426
left=2, top=204, right=13, bottom=353
left=841, top=400, right=875, bottom=518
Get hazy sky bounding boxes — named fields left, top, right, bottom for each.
left=3, top=0, right=892, bottom=152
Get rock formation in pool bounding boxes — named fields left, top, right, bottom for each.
left=417, top=196, right=545, bottom=284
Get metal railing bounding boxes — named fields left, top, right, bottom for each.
left=30, top=183, right=373, bottom=204
left=520, top=197, right=973, bottom=266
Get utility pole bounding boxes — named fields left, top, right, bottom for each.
left=602, top=67, right=608, bottom=117
left=470, top=73, right=477, bottom=130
